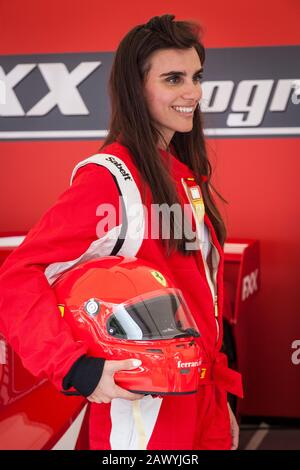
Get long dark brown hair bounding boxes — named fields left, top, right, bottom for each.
left=102, top=14, right=227, bottom=252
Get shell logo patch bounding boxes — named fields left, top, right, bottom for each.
left=150, top=270, right=167, bottom=287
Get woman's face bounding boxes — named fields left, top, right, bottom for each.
left=143, top=47, right=203, bottom=148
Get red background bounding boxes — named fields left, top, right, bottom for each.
left=0, top=0, right=300, bottom=417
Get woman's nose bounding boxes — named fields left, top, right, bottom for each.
left=182, top=80, right=202, bottom=102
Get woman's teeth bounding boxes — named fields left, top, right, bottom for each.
left=172, top=106, right=193, bottom=113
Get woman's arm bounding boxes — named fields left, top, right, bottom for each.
left=0, top=163, right=121, bottom=392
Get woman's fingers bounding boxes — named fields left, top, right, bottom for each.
left=105, top=359, right=142, bottom=375
left=113, top=383, right=144, bottom=401
left=87, top=358, right=144, bottom=403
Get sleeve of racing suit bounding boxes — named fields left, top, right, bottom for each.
left=62, top=354, right=105, bottom=397
left=0, top=163, right=121, bottom=393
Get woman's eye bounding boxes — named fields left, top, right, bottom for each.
left=193, top=74, right=203, bottom=83
left=166, top=74, right=203, bottom=85
left=166, top=75, right=181, bottom=84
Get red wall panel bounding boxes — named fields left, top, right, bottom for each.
left=1, top=0, right=300, bottom=53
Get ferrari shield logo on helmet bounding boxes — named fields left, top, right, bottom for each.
left=58, top=304, right=65, bottom=318
left=150, top=270, right=167, bottom=287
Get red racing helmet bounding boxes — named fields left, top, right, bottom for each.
left=53, top=256, right=205, bottom=395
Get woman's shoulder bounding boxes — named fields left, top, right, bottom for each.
left=100, top=141, right=133, bottom=163
left=71, top=142, right=135, bottom=181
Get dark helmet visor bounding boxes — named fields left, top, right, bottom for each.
left=106, top=288, right=200, bottom=340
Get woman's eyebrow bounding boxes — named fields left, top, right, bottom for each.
left=159, top=68, right=203, bottom=77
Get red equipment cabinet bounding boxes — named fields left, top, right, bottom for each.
left=223, top=238, right=261, bottom=417
left=223, top=239, right=300, bottom=420
left=223, top=238, right=261, bottom=326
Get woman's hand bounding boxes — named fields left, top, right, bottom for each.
left=87, top=359, right=144, bottom=403
left=227, top=402, right=239, bottom=450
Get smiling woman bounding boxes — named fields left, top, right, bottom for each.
left=0, top=14, right=243, bottom=451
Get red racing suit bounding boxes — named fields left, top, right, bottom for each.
left=0, top=142, right=243, bottom=450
